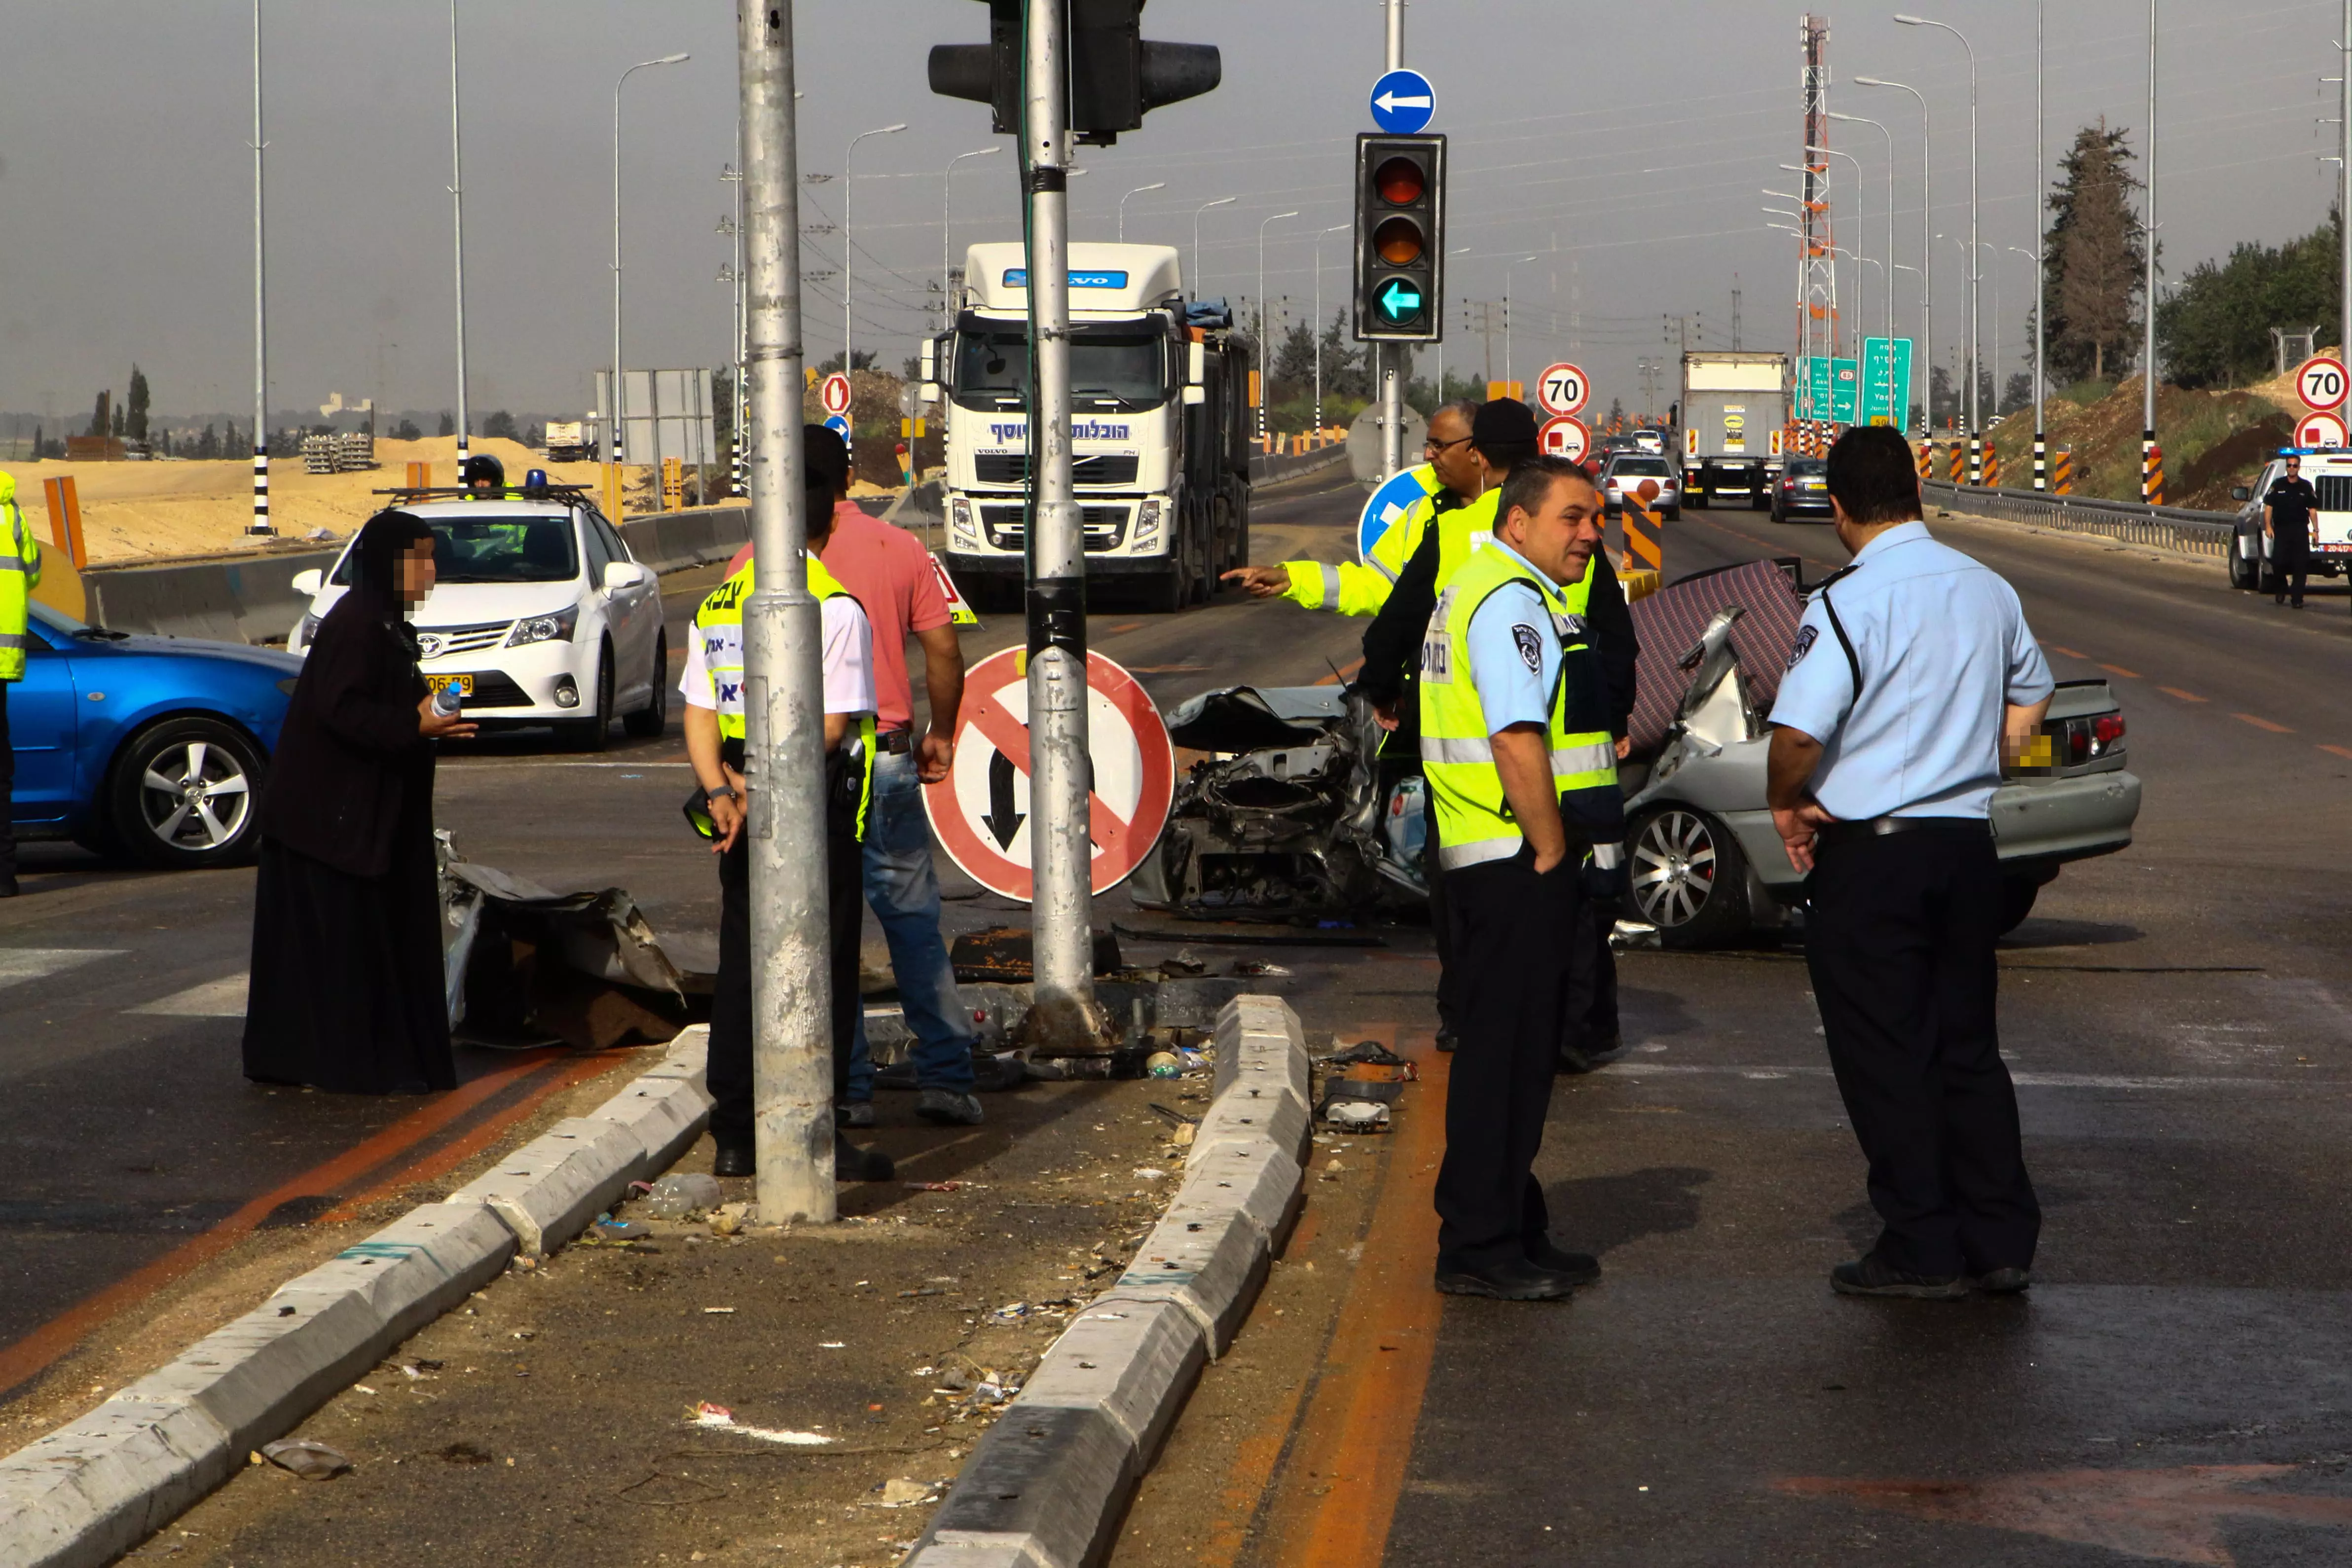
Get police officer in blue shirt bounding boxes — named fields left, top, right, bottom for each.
left=1765, top=425, right=2055, bottom=1301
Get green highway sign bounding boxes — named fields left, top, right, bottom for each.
left=1861, top=337, right=1915, bottom=427
left=1376, top=277, right=1425, bottom=323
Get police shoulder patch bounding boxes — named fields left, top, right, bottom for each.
left=1788, top=624, right=1819, bottom=671
left=1511, top=623, right=1544, bottom=673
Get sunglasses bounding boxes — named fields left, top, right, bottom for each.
left=1425, top=435, right=1473, bottom=454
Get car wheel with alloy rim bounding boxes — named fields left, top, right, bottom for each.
left=567, top=642, right=616, bottom=751
left=1629, top=807, right=1753, bottom=948
left=108, top=717, right=267, bottom=870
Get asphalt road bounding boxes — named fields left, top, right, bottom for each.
left=1359, top=503, right=2352, bottom=1567
left=0, top=463, right=1370, bottom=1409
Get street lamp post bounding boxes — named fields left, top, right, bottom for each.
left=449, top=0, right=470, bottom=475
left=2010, top=245, right=2046, bottom=484
left=1118, top=181, right=1165, bottom=243
left=250, top=0, right=270, bottom=535
left=2142, top=0, right=2160, bottom=503
left=1190, top=195, right=1235, bottom=297
left=942, top=146, right=999, bottom=331
left=843, top=122, right=908, bottom=384
left=1894, top=15, right=1978, bottom=478
left=1829, top=110, right=1897, bottom=346
left=1505, top=254, right=1540, bottom=390
left=613, top=52, right=690, bottom=477
left=1312, top=222, right=1348, bottom=437
left=1256, top=211, right=1299, bottom=443
left=1853, top=75, right=1931, bottom=438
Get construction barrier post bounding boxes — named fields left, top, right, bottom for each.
left=1948, top=442, right=1964, bottom=484
left=41, top=475, right=85, bottom=571
left=2054, top=446, right=2074, bottom=495
left=2032, top=431, right=2047, bottom=492
left=1983, top=445, right=2002, bottom=488
left=1621, top=482, right=1665, bottom=579
left=601, top=461, right=625, bottom=521
left=2143, top=439, right=2164, bottom=507
left=661, top=455, right=685, bottom=512
left=405, top=460, right=432, bottom=492
left=1917, top=440, right=1933, bottom=479
left=1966, top=432, right=1982, bottom=487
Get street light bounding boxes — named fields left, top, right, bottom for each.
left=2142, top=0, right=2160, bottom=500
left=613, top=51, right=690, bottom=470
left=1191, top=195, right=1235, bottom=297
left=1312, top=222, right=1348, bottom=436
left=1256, top=211, right=1299, bottom=442
left=843, top=121, right=907, bottom=384
left=1118, top=181, right=1165, bottom=243
left=1505, top=254, right=1540, bottom=389
left=448, top=0, right=470, bottom=472
left=250, top=0, right=270, bottom=535
left=1437, top=245, right=1472, bottom=399
left=1828, top=110, right=1898, bottom=346
left=941, top=146, right=998, bottom=331
left=1852, top=75, right=1931, bottom=436
left=1894, top=14, right=1980, bottom=472
left=2011, top=245, right=2046, bottom=477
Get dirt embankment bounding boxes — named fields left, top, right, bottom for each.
left=1984, top=366, right=2316, bottom=511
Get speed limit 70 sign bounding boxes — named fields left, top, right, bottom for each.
left=1537, top=362, right=1590, bottom=417
left=2297, top=355, right=2348, bottom=412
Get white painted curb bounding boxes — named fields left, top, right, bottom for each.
left=907, top=994, right=1311, bottom=1568
left=0, top=1027, right=716, bottom=1568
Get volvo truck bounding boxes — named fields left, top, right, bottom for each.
left=923, top=242, right=1252, bottom=613
left=1680, top=351, right=1789, bottom=510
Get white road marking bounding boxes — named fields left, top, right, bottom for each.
left=1599, top=1061, right=2331, bottom=1090
left=133, top=973, right=250, bottom=1018
left=0, top=949, right=122, bottom=991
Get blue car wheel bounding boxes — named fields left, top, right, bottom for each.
left=107, top=716, right=268, bottom=870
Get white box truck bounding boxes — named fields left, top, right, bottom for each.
left=1679, top=351, right=1789, bottom=510
left=923, top=241, right=1251, bottom=614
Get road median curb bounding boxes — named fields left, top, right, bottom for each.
left=906, top=993, right=1310, bottom=1568
left=0, top=1027, right=715, bottom=1568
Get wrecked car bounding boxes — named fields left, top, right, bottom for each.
left=1135, top=556, right=2143, bottom=948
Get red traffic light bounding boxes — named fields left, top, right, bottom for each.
left=1375, top=155, right=1426, bottom=206
left=1374, top=216, right=1425, bottom=266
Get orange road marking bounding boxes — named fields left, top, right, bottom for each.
left=2098, top=663, right=2140, bottom=679
left=1193, top=1203, right=1326, bottom=1568
left=1313, top=657, right=1366, bottom=687
left=1271, top=1028, right=1449, bottom=1568
left=2319, top=745, right=2352, bottom=761
left=1106, top=621, right=1145, bottom=635
left=2233, top=712, right=2295, bottom=734
left=2047, top=645, right=2088, bottom=659
left=0, top=1051, right=574, bottom=1397
left=2158, top=686, right=2207, bottom=703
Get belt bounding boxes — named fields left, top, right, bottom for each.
left=876, top=727, right=913, bottom=755
left=1815, top=814, right=1991, bottom=848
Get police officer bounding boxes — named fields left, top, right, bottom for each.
left=462, top=453, right=506, bottom=495
left=1419, top=455, right=1613, bottom=1300
left=1219, top=401, right=1483, bottom=615
left=683, top=426, right=892, bottom=1182
left=2263, top=452, right=2318, bottom=609
left=1766, top=425, right=2053, bottom=1299
left=0, top=471, right=40, bottom=898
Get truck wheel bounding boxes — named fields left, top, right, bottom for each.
left=1145, top=562, right=1185, bottom=615
left=1629, top=808, right=1753, bottom=949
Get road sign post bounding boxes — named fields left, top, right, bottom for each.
left=1537, top=362, right=1590, bottom=418
left=1367, top=67, right=1434, bottom=134
left=2296, top=410, right=2348, bottom=449
left=2297, top=355, right=2348, bottom=413
left=1861, top=337, right=1914, bottom=426
left=1538, top=414, right=1590, bottom=464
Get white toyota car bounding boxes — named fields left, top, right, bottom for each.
left=287, top=494, right=666, bottom=749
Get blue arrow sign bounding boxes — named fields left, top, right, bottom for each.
left=823, top=413, right=851, bottom=440
left=1376, top=278, right=1424, bottom=322
left=1359, top=469, right=1431, bottom=563
left=1369, top=68, right=1435, bottom=134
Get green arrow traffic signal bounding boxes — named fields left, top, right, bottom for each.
left=1377, top=278, right=1424, bottom=322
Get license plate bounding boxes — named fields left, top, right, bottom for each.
left=427, top=674, right=474, bottom=697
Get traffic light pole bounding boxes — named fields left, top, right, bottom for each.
left=1022, top=0, right=1104, bottom=1050
left=1379, top=0, right=1405, bottom=482
left=740, top=0, right=836, bottom=1220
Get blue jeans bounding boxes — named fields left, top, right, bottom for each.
left=845, top=746, right=977, bottom=1097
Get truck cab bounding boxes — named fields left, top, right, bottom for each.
left=926, top=242, right=1250, bottom=613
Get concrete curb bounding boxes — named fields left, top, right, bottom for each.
left=0, top=1027, right=715, bottom=1568
left=907, top=994, right=1310, bottom=1568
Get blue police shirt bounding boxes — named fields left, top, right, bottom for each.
left=1462, top=539, right=1563, bottom=732
left=1767, top=521, right=2053, bottom=820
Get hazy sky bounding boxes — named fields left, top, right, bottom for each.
left=2, top=0, right=2340, bottom=427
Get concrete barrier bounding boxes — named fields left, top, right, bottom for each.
left=83, top=548, right=339, bottom=646
left=1249, top=447, right=1349, bottom=485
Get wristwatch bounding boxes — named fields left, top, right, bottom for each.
left=704, top=784, right=738, bottom=804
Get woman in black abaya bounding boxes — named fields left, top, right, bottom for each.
left=242, top=510, right=477, bottom=1093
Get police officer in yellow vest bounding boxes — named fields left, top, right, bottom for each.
left=1219, top=401, right=1484, bottom=614
left=1418, top=455, right=1616, bottom=1301
left=0, top=471, right=41, bottom=897
left=682, top=427, right=891, bottom=1182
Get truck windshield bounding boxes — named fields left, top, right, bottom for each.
left=953, top=324, right=1170, bottom=409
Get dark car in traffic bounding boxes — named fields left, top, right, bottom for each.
left=1771, top=457, right=1834, bottom=522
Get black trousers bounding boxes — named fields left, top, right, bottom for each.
left=1806, top=822, right=2039, bottom=1277
left=1562, top=894, right=1618, bottom=1057
left=707, top=788, right=863, bottom=1147
left=1436, top=845, right=1582, bottom=1274
left=1421, top=787, right=1458, bottom=1035
left=0, top=680, right=13, bottom=885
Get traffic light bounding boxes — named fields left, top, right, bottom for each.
left=1354, top=133, right=1446, bottom=342
left=929, top=0, right=1220, bottom=146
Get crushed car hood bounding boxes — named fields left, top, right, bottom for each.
left=1164, top=684, right=1351, bottom=752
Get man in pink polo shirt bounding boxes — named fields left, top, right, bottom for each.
left=798, top=432, right=982, bottom=1126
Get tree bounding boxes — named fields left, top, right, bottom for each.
left=2156, top=207, right=2342, bottom=388
left=813, top=349, right=878, bottom=373
left=2044, top=119, right=2145, bottom=383
left=1930, top=364, right=1960, bottom=428
left=87, top=389, right=110, bottom=439
left=713, top=366, right=736, bottom=456
left=523, top=422, right=544, bottom=450
left=1270, top=317, right=1318, bottom=403
left=437, top=410, right=456, bottom=437
left=1605, top=395, right=1627, bottom=432
left=481, top=409, right=520, bottom=442
left=196, top=423, right=217, bottom=459
left=1319, top=310, right=1371, bottom=402
left=110, top=401, right=126, bottom=439
left=126, top=365, right=150, bottom=442
left=2001, top=371, right=2034, bottom=414
left=390, top=416, right=422, bottom=442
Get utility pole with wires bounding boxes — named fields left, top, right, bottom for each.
left=1465, top=299, right=1503, bottom=389
left=1732, top=280, right=1743, bottom=351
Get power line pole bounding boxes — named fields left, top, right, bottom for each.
left=449, top=0, right=470, bottom=476
left=1732, top=281, right=1743, bottom=350
left=249, top=0, right=271, bottom=536
left=738, top=0, right=835, bottom=1218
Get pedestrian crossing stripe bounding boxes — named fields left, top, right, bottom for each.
left=0, top=949, right=122, bottom=990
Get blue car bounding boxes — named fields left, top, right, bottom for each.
left=12, top=600, right=301, bottom=870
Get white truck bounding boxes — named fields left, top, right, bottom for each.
left=1679, top=351, right=1789, bottom=510
left=923, top=241, right=1251, bottom=613
left=544, top=419, right=594, bottom=463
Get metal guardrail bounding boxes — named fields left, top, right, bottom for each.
left=1922, top=478, right=2237, bottom=559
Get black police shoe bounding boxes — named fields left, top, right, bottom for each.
left=1434, top=1029, right=1459, bottom=1054
left=712, top=1142, right=755, bottom=1178
left=1977, top=1266, right=2032, bottom=1294
left=835, top=1101, right=876, bottom=1129
left=1435, top=1258, right=1580, bottom=1301
left=1527, top=1238, right=1601, bottom=1285
left=1830, top=1254, right=1968, bottom=1300
left=835, top=1135, right=895, bottom=1183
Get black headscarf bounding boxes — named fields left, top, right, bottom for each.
left=345, top=509, right=435, bottom=649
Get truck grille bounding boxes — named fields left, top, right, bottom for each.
left=979, top=504, right=1130, bottom=551
left=972, top=452, right=1140, bottom=487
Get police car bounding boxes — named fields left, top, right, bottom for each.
left=2227, top=447, right=2352, bottom=594
left=286, top=487, right=667, bottom=750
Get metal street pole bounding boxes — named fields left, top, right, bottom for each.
left=1190, top=195, right=1234, bottom=299
left=1256, top=211, right=1299, bottom=443
left=250, top=0, right=271, bottom=535
left=845, top=122, right=909, bottom=382
left=1314, top=222, right=1347, bottom=436
left=2011, top=245, right=2045, bottom=484
left=1855, top=75, right=1931, bottom=437
left=943, top=146, right=999, bottom=331
left=2342, top=0, right=2350, bottom=399
left=614, top=53, right=690, bottom=478
left=1897, top=16, right=1979, bottom=474
left=2143, top=0, right=2160, bottom=501
left=2033, top=2, right=2048, bottom=487
left=1023, top=0, right=1101, bottom=1050
left=1379, top=0, right=1405, bottom=482
left=1829, top=111, right=1896, bottom=346
left=1118, top=181, right=1165, bottom=244
left=724, top=155, right=746, bottom=495
left=449, top=0, right=470, bottom=474
left=1505, top=255, right=1539, bottom=389
left=737, top=0, right=832, bottom=1219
